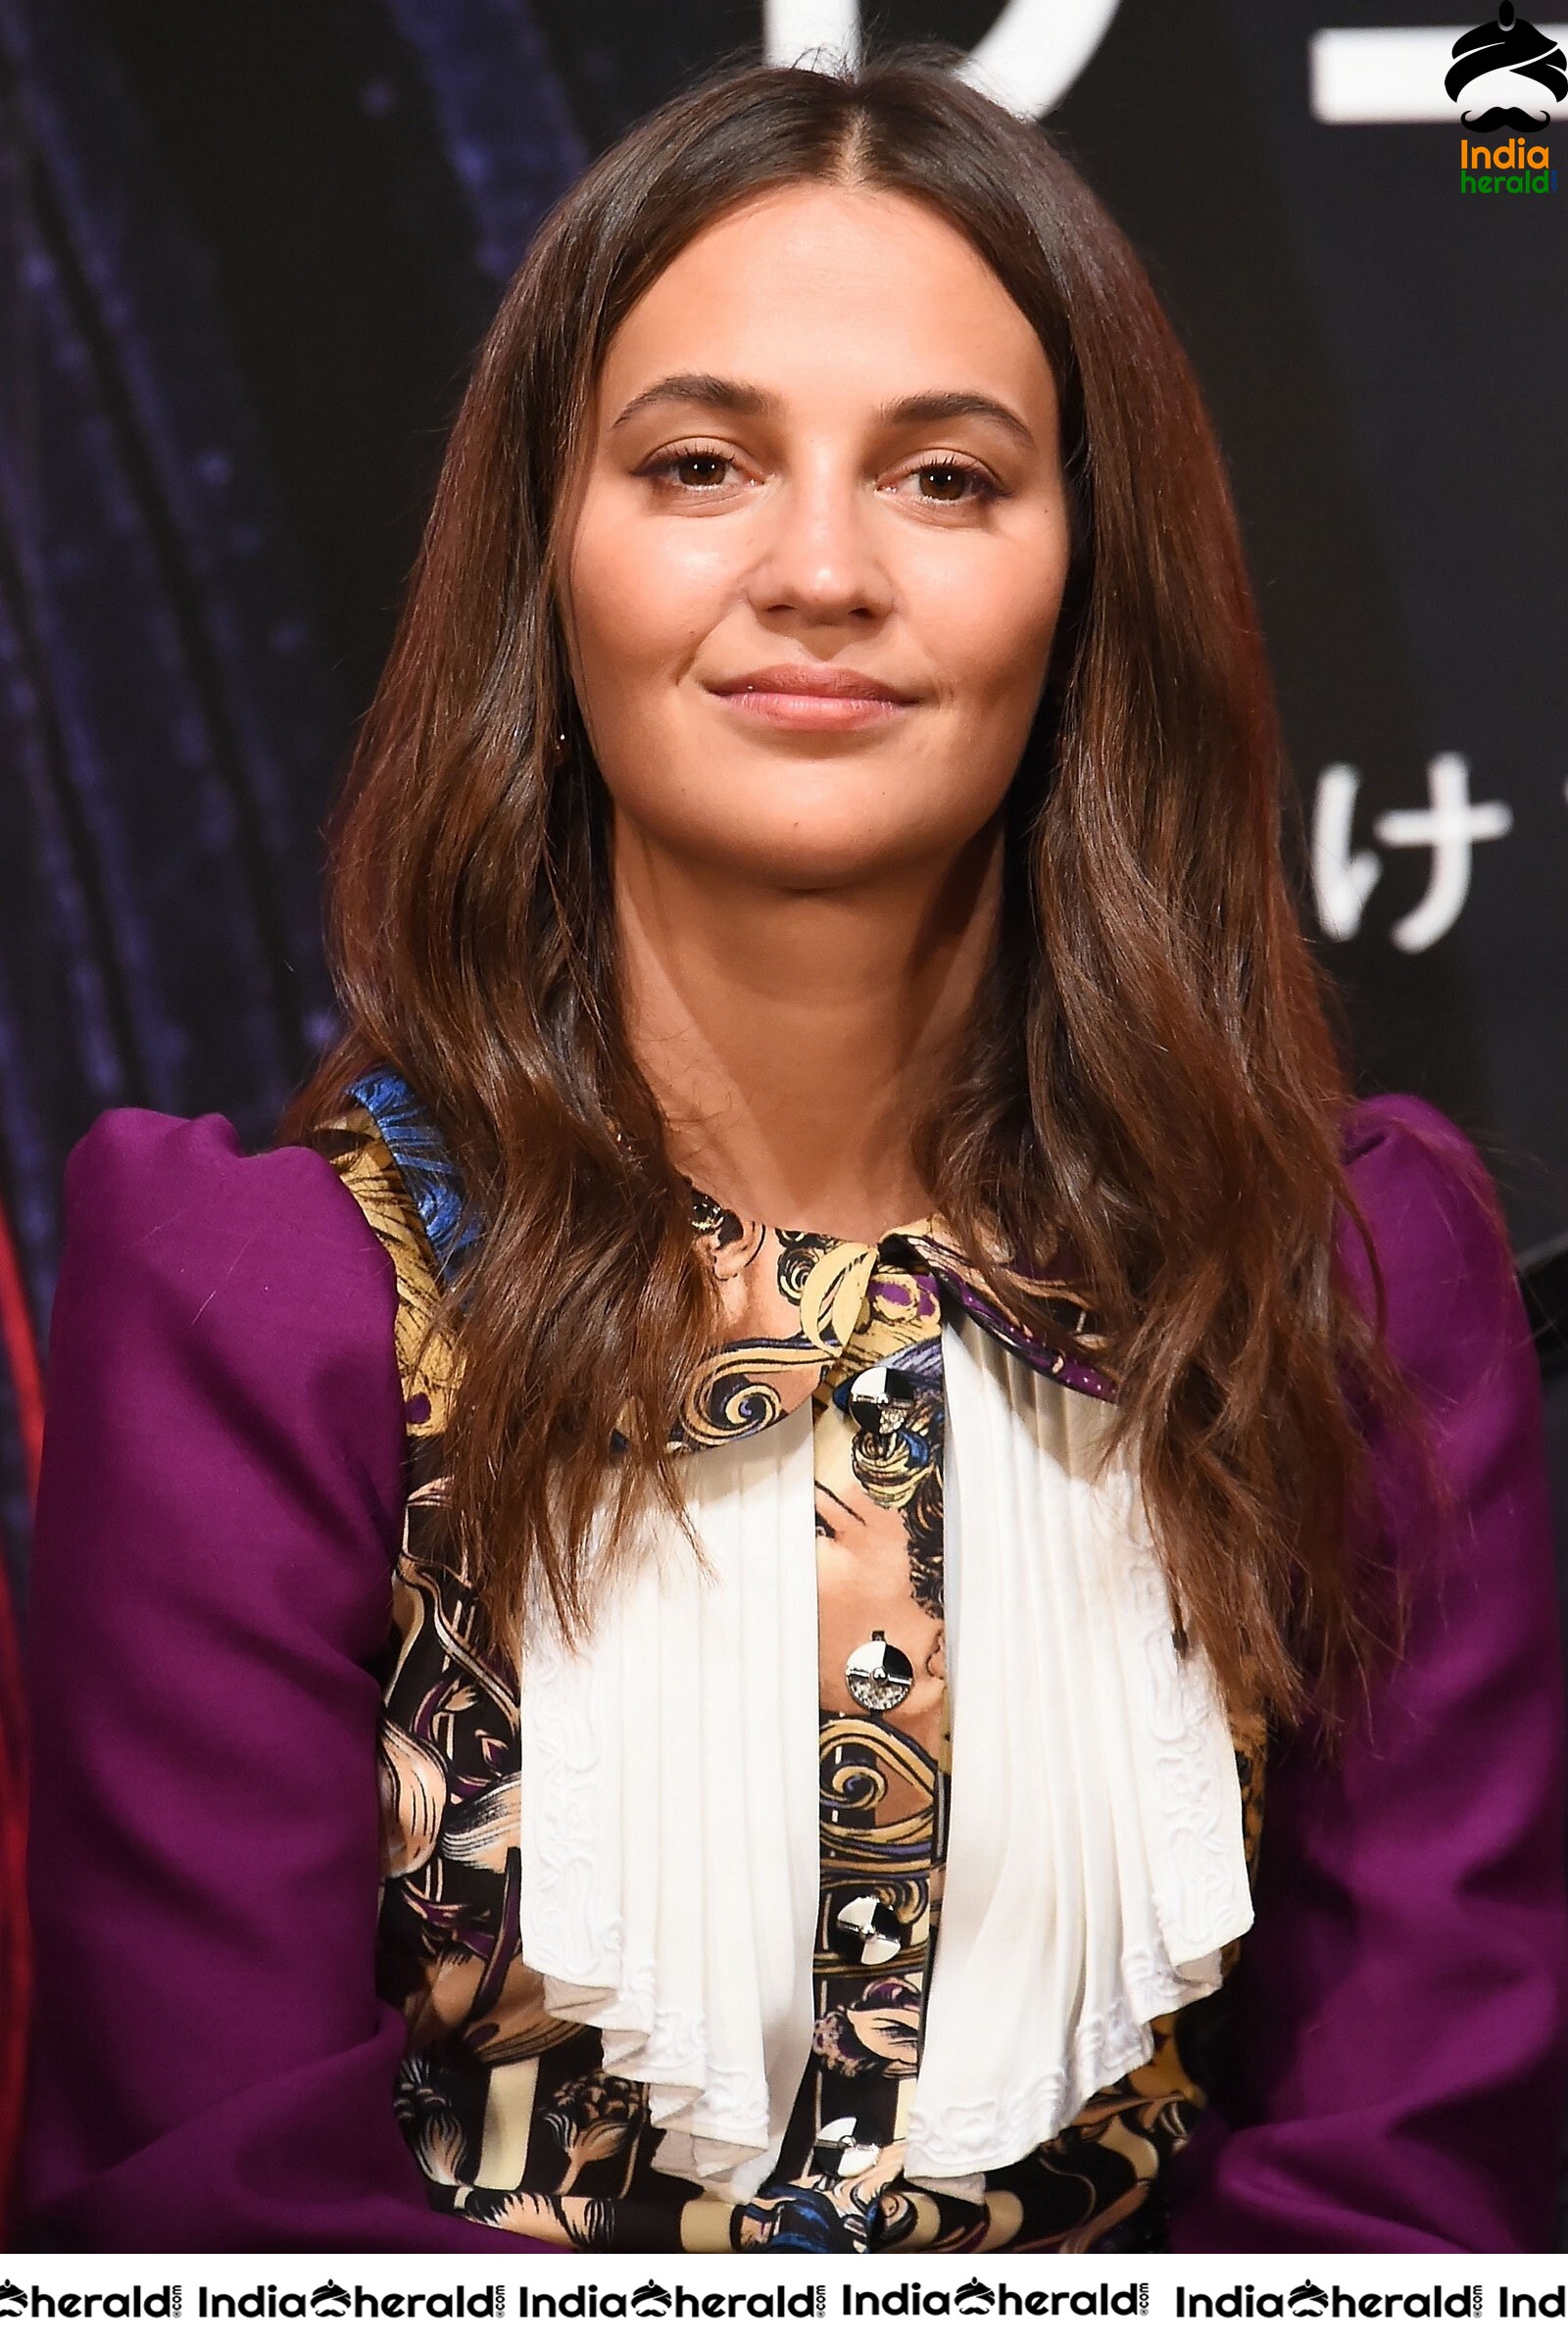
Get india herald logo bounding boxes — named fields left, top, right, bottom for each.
left=1447, top=2, right=1567, bottom=125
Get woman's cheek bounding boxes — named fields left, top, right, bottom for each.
left=907, top=542, right=1062, bottom=716
left=573, top=535, right=663, bottom=676
left=928, top=619, right=1048, bottom=744
left=587, top=535, right=736, bottom=697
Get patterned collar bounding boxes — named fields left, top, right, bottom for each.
left=680, top=1186, right=1113, bottom=1454
left=346, top=1068, right=1115, bottom=1453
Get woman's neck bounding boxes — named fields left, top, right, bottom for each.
left=613, top=818, right=1004, bottom=1245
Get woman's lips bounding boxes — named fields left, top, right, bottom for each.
left=707, top=666, right=918, bottom=733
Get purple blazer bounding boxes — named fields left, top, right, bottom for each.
left=19, top=1094, right=1568, bottom=2251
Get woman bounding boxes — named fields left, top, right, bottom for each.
left=23, top=55, right=1568, bottom=2254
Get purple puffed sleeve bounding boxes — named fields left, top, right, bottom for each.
left=22, top=1110, right=561, bottom=2251
left=1167, top=1094, right=1568, bottom=2252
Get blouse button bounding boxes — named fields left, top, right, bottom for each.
left=832, top=1890, right=906, bottom=1967
left=845, top=1630, right=913, bottom=1713
left=846, top=1362, right=916, bottom=1437
left=812, top=2115, right=880, bottom=2180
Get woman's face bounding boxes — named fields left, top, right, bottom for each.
left=561, top=181, right=1071, bottom=891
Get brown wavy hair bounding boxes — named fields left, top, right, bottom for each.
left=287, top=52, right=1407, bottom=1724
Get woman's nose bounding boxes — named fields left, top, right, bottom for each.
left=745, top=467, right=894, bottom=629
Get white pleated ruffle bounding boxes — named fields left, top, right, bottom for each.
left=516, top=1407, right=821, bottom=2200
left=515, top=1316, right=1253, bottom=2202
left=904, top=1315, right=1254, bottom=2186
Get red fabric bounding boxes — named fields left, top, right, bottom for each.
left=0, top=1180, right=38, bottom=2247
left=0, top=1553, right=27, bottom=2250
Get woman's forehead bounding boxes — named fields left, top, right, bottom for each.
left=593, top=181, right=1054, bottom=428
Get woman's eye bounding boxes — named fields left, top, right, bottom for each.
left=886, top=457, right=998, bottom=509
left=908, top=461, right=993, bottom=506
left=648, top=449, right=737, bottom=491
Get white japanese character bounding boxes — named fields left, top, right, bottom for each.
left=1373, top=754, right=1511, bottom=952
left=1310, top=756, right=1511, bottom=952
left=1311, top=762, right=1381, bottom=941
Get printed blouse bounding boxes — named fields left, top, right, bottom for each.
left=318, top=1070, right=1261, bottom=2252
left=19, top=1088, right=1567, bottom=2252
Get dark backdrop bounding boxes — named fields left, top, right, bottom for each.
left=1, top=0, right=1565, bottom=1609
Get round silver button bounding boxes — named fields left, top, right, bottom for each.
left=833, top=1891, right=905, bottom=1967
left=812, top=2114, right=879, bottom=2180
left=845, top=1630, right=914, bottom=1713
left=846, top=1363, right=916, bottom=1437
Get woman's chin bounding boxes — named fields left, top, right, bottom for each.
left=617, top=771, right=966, bottom=894
left=688, top=819, right=954, bottom=895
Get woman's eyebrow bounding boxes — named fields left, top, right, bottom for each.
left=878, top=389, right=1037, bottom=449
left=610, top=374, right=1036, bottom=450
left=611, top=373, right=779, bottom=430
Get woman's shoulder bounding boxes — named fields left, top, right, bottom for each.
left=1340, top=1088, right=1499, bottom=1213
left=35, top=1109, right=410, bottom=1673
left=1338, top=1092, right=1523, bottom=1388
left=62, top=1098, right=453, bottom=1428
left=64, top=1105, right=398, bottom=1335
